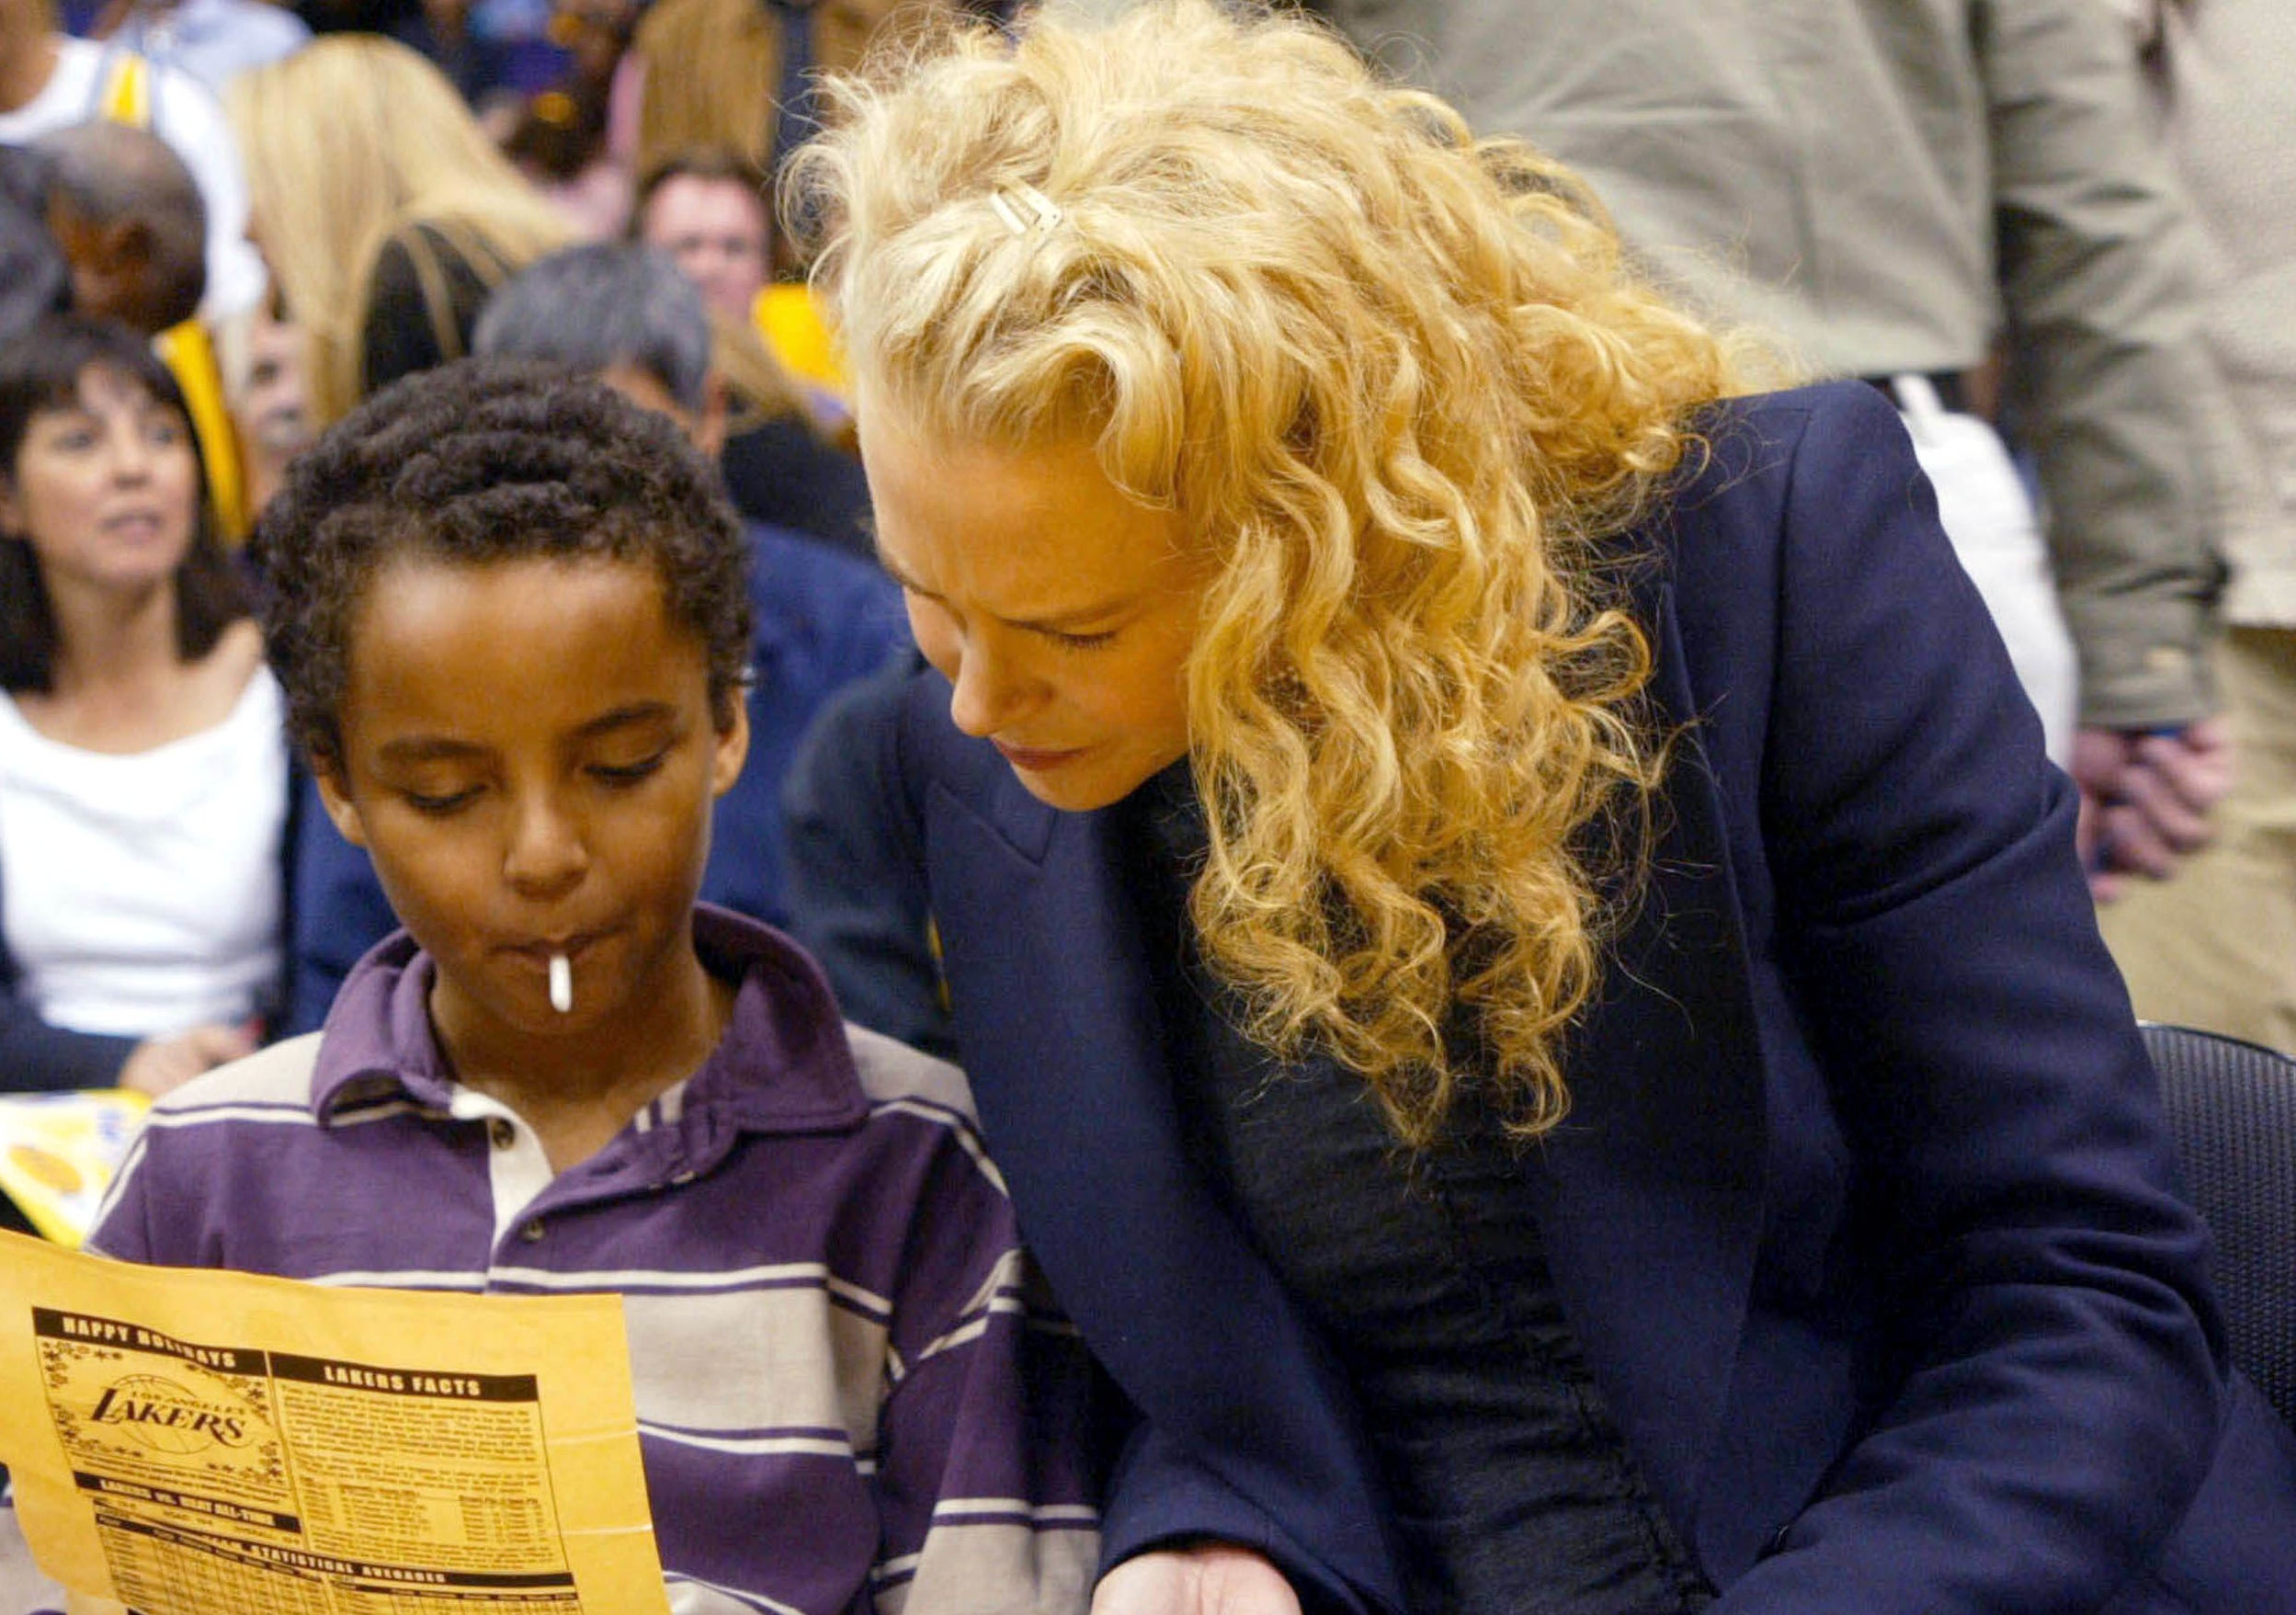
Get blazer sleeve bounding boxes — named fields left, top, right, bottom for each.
left=779, top=653, right=957, bottom=1058
left=1099, top=1422, right=1370, bottom=1615
left=1709, top=384, right=2226, bottom=1612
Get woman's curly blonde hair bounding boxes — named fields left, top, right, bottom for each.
left=791, top=0, right=1767, bottom=1145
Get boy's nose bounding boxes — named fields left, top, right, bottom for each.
left=501, top=796, right=590, bottom=895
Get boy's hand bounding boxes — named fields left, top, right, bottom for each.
left=119, top=1023, right=257, bottom=1098
left=1093, top=1544, right=1301, bottom=1615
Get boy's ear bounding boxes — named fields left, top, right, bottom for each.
left=710, top=695, right=749, bottom=800
left=312, top=759, right=372, bottom=849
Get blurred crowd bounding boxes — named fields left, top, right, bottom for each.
left=0, top=0, right=2290, bottom=1111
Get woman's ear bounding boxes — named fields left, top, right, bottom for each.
left=312, top=756, right=371, bottom=849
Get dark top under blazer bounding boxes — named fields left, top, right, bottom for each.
left=861, top=382, right=2296, bottom=1614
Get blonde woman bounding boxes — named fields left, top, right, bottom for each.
left=224, top=35, right=574, bottom=426
left=783, top=4, right=2296, bottom=1612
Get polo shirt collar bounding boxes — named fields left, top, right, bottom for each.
left=307, top=905, right=871, bottom=1145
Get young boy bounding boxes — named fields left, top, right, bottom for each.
left=79, top=360, right=1100, bottom=1615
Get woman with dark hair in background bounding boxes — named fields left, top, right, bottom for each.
left=0, top=316, right=288, bottom=1098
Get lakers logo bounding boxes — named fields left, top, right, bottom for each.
left=87, top=1374, right=252, bottom=1453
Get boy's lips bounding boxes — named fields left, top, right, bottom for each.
left=504, top=929, right=608, bottom=963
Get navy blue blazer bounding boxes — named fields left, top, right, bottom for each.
left=860, top=382, right=2296, bottom=1613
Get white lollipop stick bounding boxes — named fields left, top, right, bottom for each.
left=549, top=952, right=573, bottom=1014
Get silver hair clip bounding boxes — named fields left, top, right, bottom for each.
left=988, top=182, right=1064, bottom=236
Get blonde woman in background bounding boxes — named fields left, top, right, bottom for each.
left=224, top=34, right=572, bottom=426
left=783, top=4, right=2296, bottom=1611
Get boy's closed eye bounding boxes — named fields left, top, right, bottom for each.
left=402, top=784, right=483, bottom=816
left=587, top=746, right=673, bottom=787
left=390, top=747, right=674, bottom=813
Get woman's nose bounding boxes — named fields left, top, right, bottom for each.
left=105, top=425, right=156, bottom=483
left=947, top=639, right=1035, bottom=738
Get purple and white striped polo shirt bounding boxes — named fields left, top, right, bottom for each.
left=85, top=906, right=1102, bottom=1615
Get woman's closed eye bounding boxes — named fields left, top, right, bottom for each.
left=1042, top=626, right=1120, bottom=652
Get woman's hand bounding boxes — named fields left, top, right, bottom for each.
left=118, top=1023, right=256, bottom=1098
left=1092, top=1544, right=1302, bottom=1615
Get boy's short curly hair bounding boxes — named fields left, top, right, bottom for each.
left=253, top=357, right=754, bottom=768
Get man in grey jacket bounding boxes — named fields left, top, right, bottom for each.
left=1301, top=0, right=2233, bottom=884
left=2098, top=0, right=2296, bottom=1053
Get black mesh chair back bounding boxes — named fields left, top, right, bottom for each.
left=2139, top=1021, right=2296, bottom=1430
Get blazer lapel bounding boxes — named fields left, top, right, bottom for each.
left=921, top=768, right=1398, bottom=1601
left=1526, top=574, right=1770, bottom=1552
